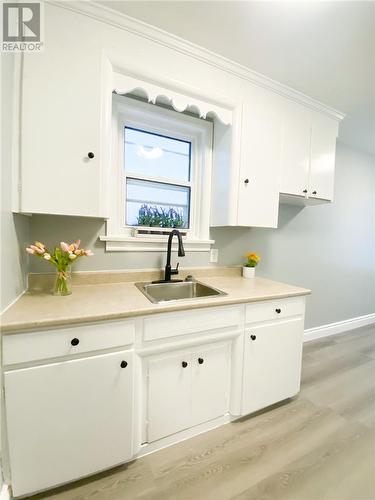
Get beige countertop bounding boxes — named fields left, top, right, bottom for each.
left=1, top=270, right=310, bottom=334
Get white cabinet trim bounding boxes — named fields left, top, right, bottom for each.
left=50, top=0, right=345, bottom=122
left=113, top=73, right=233, bottom=125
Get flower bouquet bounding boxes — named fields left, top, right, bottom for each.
left=26, top=240, right=93, bottom=295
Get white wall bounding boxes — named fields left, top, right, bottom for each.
left=28, top=142, right=375, bottom=329
left=1, top=54, right=29, bottom=312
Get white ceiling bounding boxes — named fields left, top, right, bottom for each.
left=97, top=1, right=375, bottom=155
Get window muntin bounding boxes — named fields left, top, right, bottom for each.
left=124, top=127, right=191, bottom=183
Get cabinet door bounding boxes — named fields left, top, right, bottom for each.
left=309, top=112, right=338, bottom=201
left=5, top=351, right=134, bottom=497
left=237, top=89, right=283, bottom=228
left=242, top=318, right=303, bottom=416
left=147, top=350, right=192, bottom=442
left=280, top=100, right=311, bottom=196
left=192, top=343, right=230, bottom=426
left=20, top=4, right=105, bottom=217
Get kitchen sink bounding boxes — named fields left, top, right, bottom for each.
left=135, top=280, right=227, bottom=304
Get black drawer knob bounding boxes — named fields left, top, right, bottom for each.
left=312, top=190, right=317, bottom=195
left=120, top=360, right=128, bottom=368
left=275, top=308, right=281, bottom=314
left=88, top=152, right=95, bottom=159
left=182, top=361, right=188, bottom=368
left=302, top=189, right=308, bottom=194
left=198, top=357, right=204, bottom=364
left=71, top=338, right=79, bottom=346
left=250, top=334, right=256, bottom=341
left=244, top=178, right=249, bottom=184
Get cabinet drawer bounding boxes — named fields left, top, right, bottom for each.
left=245, top=297, right=305, bottom=324
left=143, top=305, right=242, bottom=342
left=3, top=320, right=135, bottom=366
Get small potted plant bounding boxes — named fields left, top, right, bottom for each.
left=26, top=240, right=93, bottom=295
left=243, top=252, right=260, bottom=278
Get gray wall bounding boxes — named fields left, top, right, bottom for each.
left=1, top=54, right=30, bottom=312
left=28, top=142, right=375, bottom=329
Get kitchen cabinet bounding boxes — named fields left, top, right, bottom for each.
left=309, top=111, right=338, bottom=201
left=147, top=349, right=192, bottom=442
left=211, top=86, right=283, bottom=228
left=2, top=295, right=308, bottom=497
left=191, top=343, right=231, bottom=426
left=4, top=350, right=134, bottom=497
left=146, top=342, right=231, bottom=442
left=241, top=317, right=304, bottom=415
left=280, top=100, right=338, bottom=202
left=17, top=7, right=106, bottom=217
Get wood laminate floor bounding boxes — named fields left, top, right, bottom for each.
left=31, top=325, right=375, bottom=500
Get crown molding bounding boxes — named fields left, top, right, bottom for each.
left=48, top=0, right=345, bottom=122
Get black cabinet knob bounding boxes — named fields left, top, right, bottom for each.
left=120, top=360, right=128, bottom=368
left=244, top=178, right=249, bottom=184
left=71, top=338, right=79, bottom=346
left=182, top=361, right=188, bottom=368
left=198, top=357, right=204, bottom=364
left=88, top=152, right=95, bottom=159
left=302, top=189, right=308, bottom=194
left=275, top=308, right=281, bottom=314
left=250, top=334, right=256, bottom=341
left=312, top=190, right=317, bottom=195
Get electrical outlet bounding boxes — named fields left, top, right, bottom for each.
left=210, top=248, right=219, bottom=263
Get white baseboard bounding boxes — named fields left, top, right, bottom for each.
left=0, top=484, right=10, bottom=500
left=304, top=313, right=375, bottom=343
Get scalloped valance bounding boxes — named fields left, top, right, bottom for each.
left=112, top=73, right=233, bottom=125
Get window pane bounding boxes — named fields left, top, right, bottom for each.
left=126, top=178, right=190, bottom=228
left=124, top=127, right=191, bottom=182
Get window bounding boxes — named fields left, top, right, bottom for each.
left=104, top=95, right=214, bottom=252
left=124, top=127, right=192, bottom=229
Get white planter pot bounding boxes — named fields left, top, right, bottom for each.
left=243, top=266, right=256, bottom=278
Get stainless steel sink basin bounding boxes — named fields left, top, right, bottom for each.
left=135, top=280, right=227, bottom=304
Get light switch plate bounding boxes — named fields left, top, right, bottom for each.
left=210, top=248, right=219, bottom=263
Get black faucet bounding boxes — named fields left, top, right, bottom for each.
left=163, top=229, right=185, bottom=282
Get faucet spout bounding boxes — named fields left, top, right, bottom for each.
left=163, top=229, right=185, bottom=282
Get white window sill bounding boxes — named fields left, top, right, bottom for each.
left=100, top=235, right=215, bottom=252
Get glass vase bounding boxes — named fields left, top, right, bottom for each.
left=54, top=268, right=72, bottom=296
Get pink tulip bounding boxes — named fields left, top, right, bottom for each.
left=26, top=247, right=35, bottom=255
left=30, top=245, right=44, bottom=255
left=60, top=242, right=70, bottom=252
left=84, top=249, right=94, bottom=256
left=74, top=239, right=81, bottom=249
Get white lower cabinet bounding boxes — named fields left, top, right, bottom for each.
left=147, top=349, right=192, bottom=442
left=146, top=342, right=231, bottom=442
left=5, top=350, right=134, bottom=497
left=241, top=318, right=304, bottom=415
left=191, top=343, right=231, bottom=427
left=2, top=298, right=307, bottom=497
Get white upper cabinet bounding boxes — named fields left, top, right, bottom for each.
left=309, top=111, right=338, bottom=201
left=280, top=101, right=311, bottom=198
left=18, top=7, right=106, bottom=217
left=237, top=91, right=283, bottom=228
left=211, top=87, right=283, bottom=228
left=14, top=3, right=343, bottom=222
left=280, top=100, right=339, bottom=203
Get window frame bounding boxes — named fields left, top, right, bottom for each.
left=103, top=95, right=214, bottom=252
